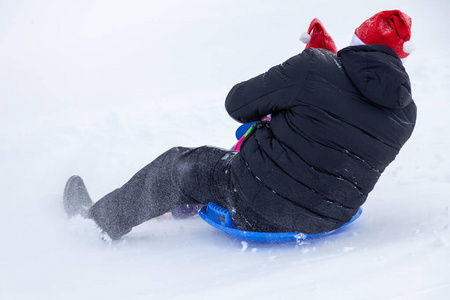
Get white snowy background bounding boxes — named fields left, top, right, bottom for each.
left=1, top=0, right=449, bottom=299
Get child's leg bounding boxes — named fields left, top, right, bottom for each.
left=88, top=146, right=238, bottom=239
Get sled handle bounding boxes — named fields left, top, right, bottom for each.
left=204, top=202, right=237, bottom=228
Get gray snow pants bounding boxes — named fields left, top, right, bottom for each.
left=88, top=146, right=241, bottom=240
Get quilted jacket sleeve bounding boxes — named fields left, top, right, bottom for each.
left=225, top=49, right=313, bottom=123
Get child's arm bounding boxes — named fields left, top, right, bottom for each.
left=225, top=49, right=313, bottom=123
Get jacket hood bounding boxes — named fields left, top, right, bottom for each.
left=338, top=45, right=412, bottom=109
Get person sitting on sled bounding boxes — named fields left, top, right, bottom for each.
left=64, top=10, right=417, bottom=240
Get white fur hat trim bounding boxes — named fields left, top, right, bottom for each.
left=403, top=41, right=415, bottom=53
left=300, top=32, right=311, bottom=44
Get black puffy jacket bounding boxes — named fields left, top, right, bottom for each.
left=226, top=45, right=417, bottom=234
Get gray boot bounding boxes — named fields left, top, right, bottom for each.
left=63, top=175, right=93, bottom=217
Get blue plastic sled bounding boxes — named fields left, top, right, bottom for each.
left=199, top=202, right=362, bottom=243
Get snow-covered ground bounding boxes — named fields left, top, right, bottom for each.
left=1, top=1, right=449, bottom=299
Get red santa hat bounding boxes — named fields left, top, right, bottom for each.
left=354, top=10, right=414, bottom=59
left=300, top=18, right=338, bottom=54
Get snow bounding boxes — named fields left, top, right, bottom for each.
left=1, top=0, right=449, bottom=299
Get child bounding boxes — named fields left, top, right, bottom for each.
left=64, top=10, right=416, bottom=240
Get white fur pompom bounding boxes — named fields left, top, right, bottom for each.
left=403, top=41, right=415, bottom=53
left=300, top=32, right=311, bottom=44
